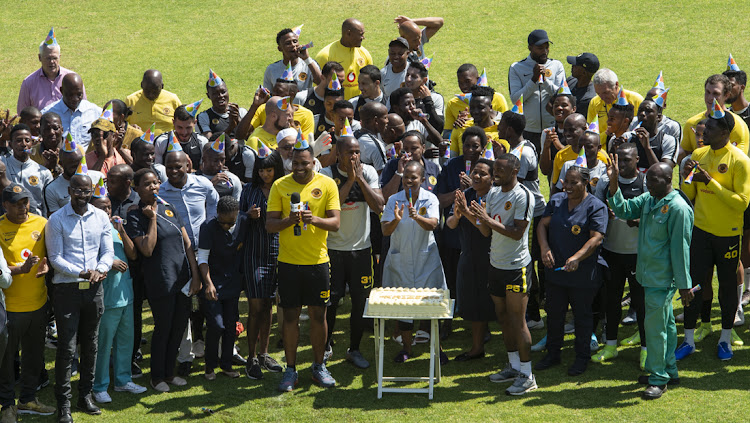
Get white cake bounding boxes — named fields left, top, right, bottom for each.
left=368, top=288, right=451, bottom=318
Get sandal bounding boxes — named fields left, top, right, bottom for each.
left=414, top=330, right=430, bottom=344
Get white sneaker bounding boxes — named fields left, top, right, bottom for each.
left=115, top=381, right=147, bottom=394
left=675, top=313, right=684, bottom=322
left=192, top=339, right=205, bottom=358
left=93, top=391, right=112, bottom=403
left=564, top=320, right=575, bottom=334
left=299, top=307, right=310, bottom=321
left=526, top=319, right=544, bottom=330
left=735, top=306, right=745, bottom=327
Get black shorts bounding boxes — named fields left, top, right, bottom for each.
left=690, top=227, right=740, bottom=288
left=277, top=262, right=331, bottom=308
left=744, top=204, right=750, bottom=230
left=488, top=266, right=530, bottom=297
left=329, top=248, right=373, bottom=302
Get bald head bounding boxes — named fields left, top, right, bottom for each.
left=387, top=113, right=404, bottom=127
left=108, top=164, right=133, bottom=180
left=61, top=73, right=84, bottom=111
left=341, top=18, right=365, bottom=48
left=565, top=113, right=587, bottom=129
left=141, top=69, right=163, bottom=101
left=645, top=162, right=673, bottom=199
left=398, top=20, right=421, bottom=51
left=360, top=102, right=388, bottom=129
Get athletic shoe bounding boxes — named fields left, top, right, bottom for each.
left=718, top=341, right=733, bottom=361
left=526, top=319, right=544, bottom=330
left=346, top=349, right=370, bottom=369
left=622, top=309, right=637, bottom=325
left=731, top=329, right=744, bottom=346
left=258, top=353, right=283, bottom=372
left=564, top=320, right=575, bottom=334
left=640, top=349, right=648, bottom=371
left=323, top=345, right=333, bottom=363
left=489, top=363, right=519, bottom=383
left=131, top=362, right=143, bottom=379
left=675, top=313, right=684, bottom=323
left=167, top=376, right=187, bottom=386
left=742, top=289, right=750, bottom=306
left=17, top=398, right=55, bottom=415
left=92, top=391, right=112, bottom=404
left=621, top=294, right=631, bottom=307
left=591, top=344, right=618, bottom=363
left=505, top=373, right=538, bottom=396
left=114, top=382, right=147, bottom=394
left=642, top=384, right=666, bottom=400
left=534, top=353, right=561, bottom=371
left=674, top=342, right=695, bottom=361
left=620, top=332, right=641, bottom=346
left=278, top=368, right=298, bottom=392
left=245, top=357, right=263, bottom=380
left=694, top=323, right=712, bottom=343
left=36, top=369, right=50, bottom=391
left=311, top=363, right=336, bottom=388
left=299, top=309, right=310, bottom=321
left=191, top=339, right=205, bottom=358
left=232, top=352, right=247, bottom=366
left=567, top=358, right=588, bottom=376
left=735, top=306, right=745, bottom=327
left=590, top=333, right=600, bottom=352
left=150, top=381, right=169, bottom=392
left=530, top=335, right=547, bottom=352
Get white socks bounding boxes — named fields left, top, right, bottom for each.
left=719, top=328, right=732, bottom=345
left=519, top=361, right=532, bottom=378
left=744, top=268, right=750, bottom=290
left=508, top=351, right=521, bottom=371
left=684, top=329, right=695, bottom=347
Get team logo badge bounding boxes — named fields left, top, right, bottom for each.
left=165, top=210, right=174, bottom=217
left=571, top=225, right=581, bottom=235
left=544, top=68, right=553, bottom=78
left=21, top=248, right=32, bottom=260
left=299, top=72, right=307, bottom=81
left=504, top=201, right=512, bottom=210
left=164, top=108, right=171, bottom=114
left=334, top=178, right=341, bottom=185
left=211, top=118, right=219, bottom=125
left=661, top=205, right=669, bottom=214
left=28, top=176, right=39, bottom=186
left=419, top=206, right=427, bottom=216
left=428, top=176, right=437, bottom=185
left=12, top=186, right=21, bottom=193
left=347, top=72, right=356, bottom=83
left=718, top=163, right=728, bottom=173
left=590, top=177, right=599, bottom=187
left=357, top=58, right=365, bottom=66
left=318, top=124, right=325, bottom=132
left=311, top=188, right=322, bottom=199
left=30, top=231, right=40, bottom=241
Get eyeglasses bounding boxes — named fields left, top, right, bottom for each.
left=71, top=188, right=92, bottom=196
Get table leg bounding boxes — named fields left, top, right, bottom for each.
left=428, top=319, right=436, bottom=399
left=377, top=318, right=384, bottom=399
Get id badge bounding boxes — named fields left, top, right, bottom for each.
left=78, top=282, right=90, bottom=290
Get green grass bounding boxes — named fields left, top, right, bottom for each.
left=3, top=1, right=750, bottom=421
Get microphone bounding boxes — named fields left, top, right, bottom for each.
left=291, top=192, right=302, bottom=236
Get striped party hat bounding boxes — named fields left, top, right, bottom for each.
left=184, top=99, right=203, bottom=117
left=208, top=68, right=223, bottom=88
left=92, top=178, right=107, bottom=198
left=510, top=95, right=523, bottom=114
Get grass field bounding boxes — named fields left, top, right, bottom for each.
left=3, top=1, right=750, bottom=422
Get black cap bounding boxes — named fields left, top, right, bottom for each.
left=389, top=37, right=410, bottom=50
left=567, top=53, right=600, bottom=73
left=2, top=184, right=31, bottom=204
left=528, top=29, right=552, bottom=46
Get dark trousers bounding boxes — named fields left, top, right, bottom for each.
left=522, top=131, right=542, bottom=159
left=326, top=249, right=373, bottom=351
left=54, top=283, right=103, bottom=409
left=200, top=297, right=239, bottom=371
left=527, top=216, right=546, bottom=321
left=132, top=269, right=144, bottom=362
left=546, top=282, right=599, bottom=361
left=148, top=293, right=190, bottom=382
left=0, top=303, right=48, bottom=407
left=602, top=250, right=645, bottom=345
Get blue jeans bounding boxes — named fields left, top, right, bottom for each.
left=201, top=297, right=239, bottom=371
left=94, top=303, right=134, bottom=392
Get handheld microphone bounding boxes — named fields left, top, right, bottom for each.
left=291, top=192, right=302, bottom=236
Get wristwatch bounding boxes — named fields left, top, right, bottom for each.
left=395, top=171, right=403, bottom=178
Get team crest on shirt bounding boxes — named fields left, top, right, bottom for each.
left=163, top=108, right=171, bottom=114
left=571, top=225, right=581, bottom=235
left=357, top=58, right=365, bottom=66
left=504, top=201, right=512, bottom=210
left=12, top=186, right=21, bottom=193
left=28, top=176, right=39, bottom=186
left=309, top=99, right=316, bottom=106
left=590, top=178, right=599, bottom=187
left=419, top=206, right=427, bottom=216
left=299, top=72, right=307, bottom=81
left=311, top=188, right=322, bottom=199
left=334, top=178, right=341, bottom=185
left=318, top=124, right=325, bottom=132
left=211, top=118, right=219, bottom=125
left=165, top=209, right=174, bottom=217
left=661, top=205, right=669, bottom=214
left=544, top=68, right=553, bottom=78
left=347, top=72, right=356, bottom=83
left=30, top=231, right=40, bottom=241
left=428, top=176, right=437, bottom=185
left=718, top=163, right=728, bottom=173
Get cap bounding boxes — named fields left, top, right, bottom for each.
left=528, top=29, right=552, bottom=46
left=89, top=118, right=116, bottom=133
left=2, top=184, right=31, bottom=204
left=566, top=53, right=600, bottom=73
left=389, top=37, right=410, bottom=50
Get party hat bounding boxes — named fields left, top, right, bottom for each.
left=208, top=68, right=223, bottom=88
left=684, top=169, right=695, bottom=184
left=210, top=133, right=225, bottom=153
left=653, top=88, right=669, bottom=108
left=75, top=156, right=88, bottom=176
left=510, top=143, right=524, bottom=159
left=456, top=92, right=472, bottom=104
left=586, top=120, right=600, bottom=134
left=294, top=130, right=310, bottom=150
left=166, top=132, right=183, bottom=153
left=510, top=95, right=523, bottom=114
left=257, top=140, right=272, bottom=158
left=482, top=141, right=494, bottom=160
left=140, top=123, right=155, bottom=144
left=62, top=133, right=78, bottom=153
left=477, top=68, right=488, bottom=87
left=92, top=178, right=107, bottom=198
left=386, top=144, right=397, bottom=159
left=653, top=71, right=665, bottom=90
left=340, top=118, right=354, bottom=138
left=328, top=75, right=342, bottom=91
left=420, top=54, right=433, bottom=69
left=184, top=99, right=203, bottom=117
left=616, top=88, right=628, bottom=106
left=292, top=24, right=304, bottom=36
left=277, top=96, right=290, bottom=111
left=43, top=27, right=58, bottom=47
left=728, top=54, right=741, bottom=71
left=711, top=98, right=726, bottom=119
left=281, top=62, right=294, bottom=82
left=573, top=147, right=586, bottom=166
left=100, top=103, right=114, bottom=122
left=557, top=79, right=572, bottom=95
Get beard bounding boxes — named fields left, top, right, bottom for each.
left=283, top=157, right=293, bottom=174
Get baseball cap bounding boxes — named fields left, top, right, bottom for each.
left=528, top=29, right=552, bottom=46
left=567, top=53, right=600, bottom=73
left=89, top=117, right=116, bottom=133
left=2, top=184, right=31, bottom=204
left=389, top=37, right=410, bottom=50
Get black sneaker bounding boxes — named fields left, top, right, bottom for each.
left=568, top=358, right=588, bottom=376
left=71, top=359, right=78, bottom=377
left=258, top=353, right=283, bottom=372
left=232, top=353, right=247, bottom=366
left=134, top=349, right=144, bottom=363
left=642, top=384, right=667, bottom=399
left=131, top=362, right=143, bottom=379
left=36, top=369, right=49, bottom=391
left=177, top=361, right=192, bottom=377
left=245, top=357, right=263, bottom=380
left=535, top=353, right=561, bottom=371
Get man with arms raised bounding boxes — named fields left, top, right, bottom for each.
left=316, top=19, right=373, bottom=100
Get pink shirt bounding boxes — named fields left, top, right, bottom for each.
left=86, top=149, right=125, bottom=178
left=17, top=67, right=87, bottom=114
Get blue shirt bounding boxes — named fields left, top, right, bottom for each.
left=102, top=225, right=133, bottom=309
left=41, top=99, right=101, bottom=149
left=45, top=203, right=114, bottom=284
left=159, top=173, right=219, bottom=249
left=380, top=158, right=440, bottom=193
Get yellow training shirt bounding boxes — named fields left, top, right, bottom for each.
left=125, top=89, right=181, bottom=136
left=246, top=127, right=279, bottom=152
left=681, top=144, right=750, bottom=237
left=315, top=40, right=373, bottom=99
left=267, top=172, right=341, bottom=265
left=681, top=110, right=749, bottom=154
left=250, top=104, right=315, bottom=139
left=587, top=89, right=643, bottom=147
left=551, top=145, right=610, bottom=185
left=0, top=214, right=48, bottom=312
left=444, top=92, right=509, bottom=131
left=449, top=120, right=509, bottom=156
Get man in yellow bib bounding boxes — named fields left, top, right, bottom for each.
left=316, top=19, right=373, bottom=100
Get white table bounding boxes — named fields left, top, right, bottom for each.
left=363, top=299, right=454, bottom=399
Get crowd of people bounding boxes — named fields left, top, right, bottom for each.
left=0, top=16, right=748, bottom=422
